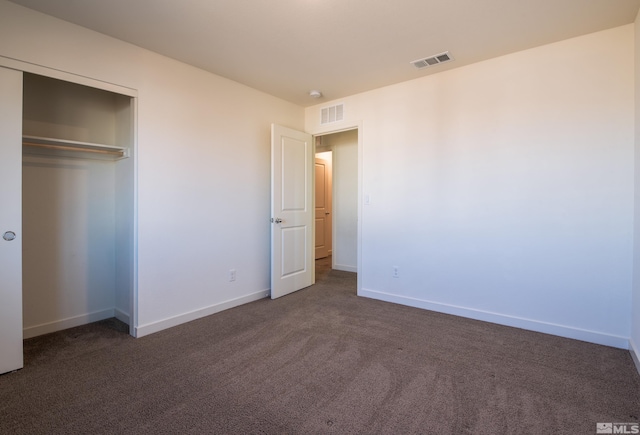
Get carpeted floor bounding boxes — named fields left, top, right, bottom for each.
left=1, top=259, right=639, bottom=434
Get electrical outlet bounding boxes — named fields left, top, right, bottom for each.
left=393, top=266, right=399, bottom=278
left=229, top=269, right=236, bottom=282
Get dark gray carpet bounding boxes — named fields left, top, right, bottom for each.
left=1, top=261, right=639, bottom=434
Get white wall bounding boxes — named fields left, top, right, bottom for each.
left=307, top=25, right=635, bottom=348
left=22, top=156, right=117, bottom=337
left=322, top=130, right=358, bottom=272
left=632, top=11, right=640, bottom=371
left=0, top=0, right=304, bottom=336
left=316, top=151, right=333, bottom=163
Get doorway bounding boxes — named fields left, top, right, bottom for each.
left=315, top=151, right=332, bottom=260
left=314, top=129, right=359, bottom=283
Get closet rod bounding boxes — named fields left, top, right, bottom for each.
left=22, top=135, right=128, bottom=158
left=22, top=141, right=124, bottom=156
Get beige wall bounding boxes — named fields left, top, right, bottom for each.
left=307, top=25, right=635, bottom=348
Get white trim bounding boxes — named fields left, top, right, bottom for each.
left=356, top=122, right=363, bottom=295
left=23, top=308, right=115, bottom=339
left=0, top=55, right=137, bottom=97
left=134, top=289, right=270, bottom=338
left=334, top=263, right=357, bottom=273
left=359, top=288, right=630, bottom=349
left=114, top=308, right=130, bottom=326
left=630, top=339, right=640, bottom=376
left=129, top=95, right=139, bottom=338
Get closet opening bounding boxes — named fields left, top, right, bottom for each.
left=21, top=72, right=135, bottom=339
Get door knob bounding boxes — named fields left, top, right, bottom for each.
left=3, top=231, right=16, bottom=241
left=275, top=218, right=283, bottom=224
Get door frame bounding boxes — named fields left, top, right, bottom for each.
left=0, top=55, right=139, bottom=337
left=314, top=155, right=332, bottom=260
left=310, top=122, right=363, bottom=296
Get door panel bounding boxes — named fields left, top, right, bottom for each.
left=271, top=124, right=313, bottom=299
left=282, top=226, right=307, bottom=275
left=0, top=67, right=24, bottom=374
left=282, top=139, right=307, bottom=210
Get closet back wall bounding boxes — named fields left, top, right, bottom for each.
left=22, top=152, right=116, bottom=337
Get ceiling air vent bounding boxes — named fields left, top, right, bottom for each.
left=410, top=51, right=453, bottom=70
left=321, top=103, right=344, bottom=125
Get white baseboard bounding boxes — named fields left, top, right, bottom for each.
left=359, top=288, right=629, bottom=349
left=23, top=308, right=115, bottom=339
left=630, top=339, right=640, bottom=376
left=334, top=263, right=357, bottom=273
left=114, top=308, right=130, bottom=326
left=134, top=289, right=270, bottom=338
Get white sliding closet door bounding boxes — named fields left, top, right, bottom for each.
left=0, top=66, right=24, bottom=374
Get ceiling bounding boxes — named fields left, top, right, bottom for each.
left=8, top=0, right=640, bottom=107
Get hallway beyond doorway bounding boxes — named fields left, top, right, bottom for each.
left=316, top=255, right=332, bottom=282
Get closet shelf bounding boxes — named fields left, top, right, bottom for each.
left=22, top=135, right=129, bottom=160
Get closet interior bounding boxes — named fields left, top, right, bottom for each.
left=21, top=72, right=135, bottom=338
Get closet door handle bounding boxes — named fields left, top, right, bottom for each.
left=3, top=231, right=16, bottom=241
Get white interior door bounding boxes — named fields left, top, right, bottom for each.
left=271, top=124, right=314, bottom=299
left=0, top=67, right=24, bottom=374
left=315, top=157, right=332, bottom=259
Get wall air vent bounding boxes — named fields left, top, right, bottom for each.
left=410, top=51, right=453, bottom=69
left=320, top=103, right=344, bottom=125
